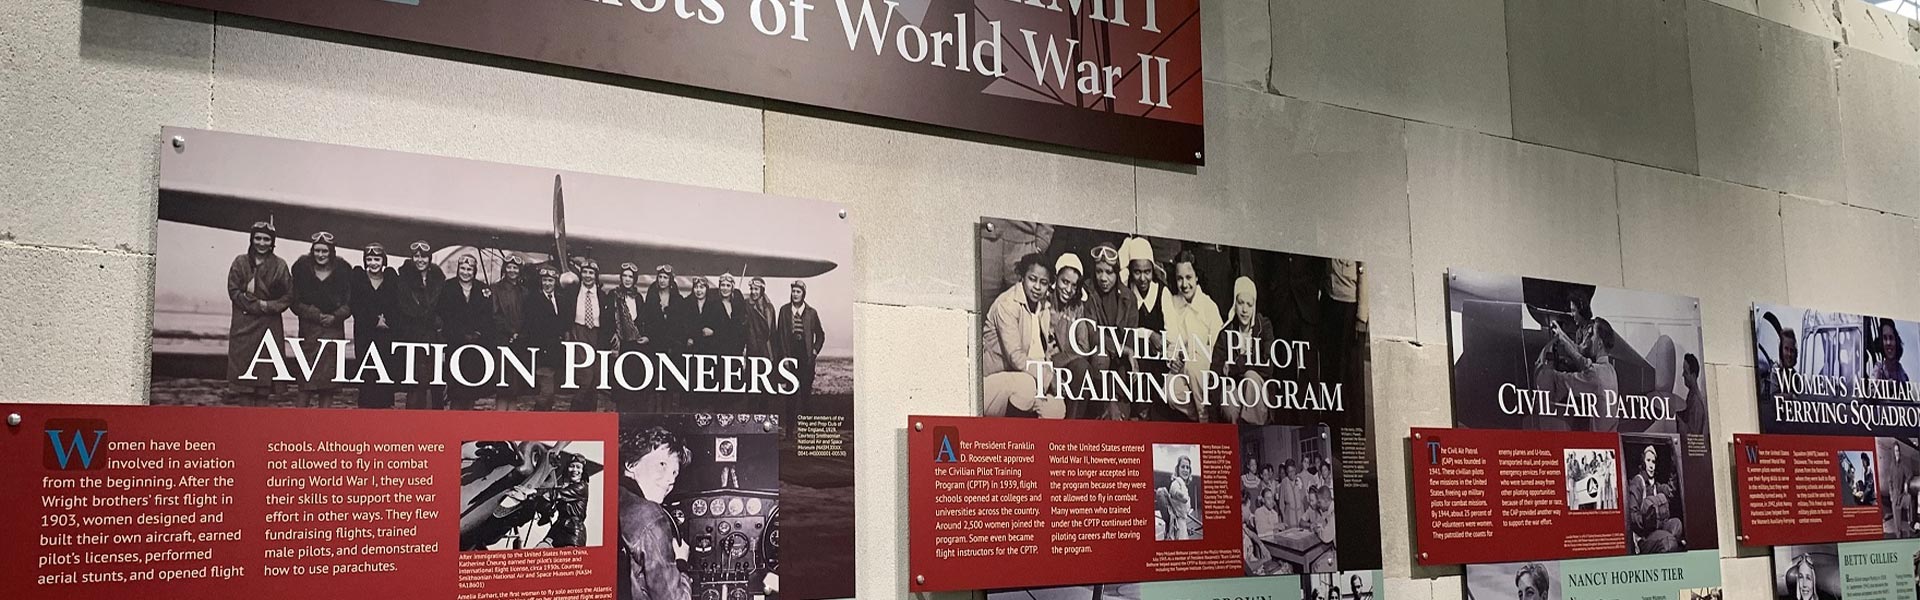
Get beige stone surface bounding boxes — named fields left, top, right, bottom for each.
left=1782, top=195, right=1920, bottom=317
left=1138, top=84, right=1415, bottom=340
left=1692, top=1, right=1848, bottom=201
left=1269, top=0, right=1512, bottom=136
left=764, top=111, right=1135, bottom=311
left=0, top=0, right=210, bottom=252
left=1617, top=163, right=1787, bottom=366
left=210, top=19, right=764, bottom=194
left=0, top=243, right=151, bottom=404
left=1407, top=124, right=1622, bottom=344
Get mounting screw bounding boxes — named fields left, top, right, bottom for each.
left=914, top=422, right=924, bottom=432
left=1414, top=433, right=1422, bottom=440
left=1419, top=552, right=1428, bottom=559
left=5, top=413, right=19, bottom=427
left=983, top=221, right=996, bottom=234
left=1193, top=151, right=1203, bottom=160
left=838, top=209, right=847, bottom=220
left=915, top=575, right=926, bottom=585
left=170, top=135, right=186, bottom=150
left=763, top=421, right=773, bottom=432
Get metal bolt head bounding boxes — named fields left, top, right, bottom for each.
left=915, top=575, right=926, bottom=585
left=983, top=221, right=996, bottom=234
left=170, top=135, right=185, bottom=150
left=914, top=422, right=924, bottom=432
left=1419, top=552, right=1428, bottom=559
left=1193, top=151, right=1202, bottom=160
left=5, top=413, right=20, bottom=427
left=837, top=209, right=847, bottom=220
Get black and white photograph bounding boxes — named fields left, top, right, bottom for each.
left=1756, top=304, right=1920, bottom=438
left=1449, top=270, right=1715, bottom=552
left=618, top=413, right=781, bottom=600
left=1152, top=443, right=1203, bottom=542
left=150, top=128, right=855, bottom=598
left=1621, top=434, right=1686, bottom=554
left=1879, top=438, right=1920, bottom=537
left=1772, top=545, right=1840, bottom=600
left=975, top=217, right=1383, bottom=573
left=1840, top=451, right=1878, bottom=507
left=152, top=128, right=852, bottom=416
left=975, top=218, right=1368, bottom=426
left=1305, top=571, right=1376, bottom=600
left=1684, top=587, right=1724, bottom=600
left=1464, top=561, right=1560, bottom=600
left=1564, top=449, right=1618, bottom=512
left=986, top=583, right=1142, bottom=600
left=459, top=440, right=605, bottom=551
left=1241, top=424, right=1337, bottom=575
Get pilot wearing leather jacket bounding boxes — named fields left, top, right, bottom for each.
left=619, top=426, right=692, bottom=600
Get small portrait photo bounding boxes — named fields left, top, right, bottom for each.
left=1866, top=316, right=1917, bottom=389
left=1153, top=443, right=1203, bottom=541
left=1564, top=449, right=1619, bottom=511
left=987, top=584, right=1140, bottom=600
left=458, top=441, right=605, bottom=551
left=1240, top=424, right=1337, bottom=575
left=1464, top=561, right=1559, bottom=600
left=1682, top=587, right=1723, bottom=600
left=1877, top=438, right=1920, bottom=537
left=1622, top=435, right=1686, bottom=554
left=1839, top=450, right=1877, bottom=507
left=1773, top=545, right=1839, bottom=600
left=1305, top=571, right=1377, bottom=600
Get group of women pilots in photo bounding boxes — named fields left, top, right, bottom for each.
left=223, top=222, right=826, bottom=411
left=981, top=232, right=1361, bottom=423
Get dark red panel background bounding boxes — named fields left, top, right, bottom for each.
left=146, top=0, right=1206, bottom=164
left=907, top=415, right=1243, bottom=592
left=1410, top=427, right=1629, bottom=565
left=1733, top=433, right=1882, bottom=546
left=0, top=403, right=617, bottom=600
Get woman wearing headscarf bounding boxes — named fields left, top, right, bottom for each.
left=1047, top=254, right=1096, bottom=418
left=682, top=275, right=728, bottom=406
left=606, top=263, right=648, bottom=353
left=290, top=231, right=352, bottom=408
left=395, top=240, right=446, bottom=409
left=351, top=242, right=400, bottom=408
left=1117, top=236, right=1174, bottom=419
left=1213, top=277, right=1276, bottom=424
left=436, top=256, right=497, bottom=410
left=705, top=273, right=748, bottom=356
left=1083, top=242, right=1139, bottom=419
left=679, top=276, right=716, bottom=353
left=743, top=276, right=778, bottom=360
left=640, top=265, right=679, bottom=355
left=226, top=221, right=293, bottom=406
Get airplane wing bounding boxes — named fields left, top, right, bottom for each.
left=158, top=182, right=839, bottom=278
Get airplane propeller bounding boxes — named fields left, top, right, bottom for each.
left=553, top=174, right=577, bottom=287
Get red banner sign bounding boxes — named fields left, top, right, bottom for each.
left=1733, top=433, right=1884, bottom=545
left=1410, top=427, right=1634, bottom=565
left=145, top=0, right=1206, bottom=164
left=908, top=416, right=1256, bottom=592
left=2, top=403, right=617, bottom=600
